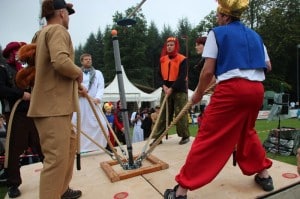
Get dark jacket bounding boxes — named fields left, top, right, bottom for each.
left=0, top=64, right=28, bottom=113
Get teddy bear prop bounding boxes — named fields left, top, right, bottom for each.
left=15, top=43, right=36, bottom=89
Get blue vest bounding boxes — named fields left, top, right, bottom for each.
left=213, top=21, right=267, bottom=76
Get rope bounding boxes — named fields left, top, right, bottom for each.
left=83, top=93, right=125, bottom=166
left=136, top=83, right=216, bottom=162
left=4, top=98, right=22, bottom=168
left=139, top=100, right=193, bottom=160
left=71, top=123, right=119, bottom=159
left=96, top=105, right=127, bottom=157
left=136, top=95, right=168, bottom=159
left=165, top=97, right=169, bottom=139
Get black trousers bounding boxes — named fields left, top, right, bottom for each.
left=5, top=112, right=43, bottom=187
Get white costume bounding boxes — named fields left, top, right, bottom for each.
left=72, top=68, right=108, bottom=153
left=130, top=111, right=144, bottom=143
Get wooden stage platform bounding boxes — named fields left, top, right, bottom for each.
left=5, top=135, right=299, bottom=199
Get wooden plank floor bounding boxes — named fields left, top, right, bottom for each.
left=5, top=135, right=300, bottom=199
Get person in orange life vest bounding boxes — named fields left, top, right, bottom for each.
left=164, top=0, right=273, bottom=198
left=151, top=37, right=190, bottom=146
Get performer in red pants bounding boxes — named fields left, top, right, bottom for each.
left=164, top=0, right=273, bottom=198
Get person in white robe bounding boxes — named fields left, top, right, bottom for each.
left=130, top=108, right=144, bottom=143
left=72, top=53, right=108, bottom=153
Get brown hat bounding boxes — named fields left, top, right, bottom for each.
left=217, top=0, right=249, bottom=18
left=2, top=42, right=26, bottom=58
left=41, top=0, right=75, bottom=18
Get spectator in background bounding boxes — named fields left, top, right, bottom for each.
left=194, top=36, right=207, bottom=71
left=197, top=104, right=206, bottom=129
left=103, top=102, right=115, bottom=149
left=72, top=53, right=108, bottom=153
left=131, top=107, right=144, bottom=143
left=114, top=101, right=126, bottom=145
left=0, top=114, right=6, bottom=155
left=0, top=42, right=43, bottom=198
left=141, top=109, right=152, bottom=140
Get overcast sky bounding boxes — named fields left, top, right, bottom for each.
left=0, top=0, right=218, bottom=48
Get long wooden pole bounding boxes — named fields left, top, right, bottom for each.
left=83, top=93, right=125, bottom=166
left=95, top=104, right=127, bottom=157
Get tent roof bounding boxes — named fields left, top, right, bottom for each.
left=103, top=66, right=157, bottom=102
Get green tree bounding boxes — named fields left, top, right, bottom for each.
left=103, top=25, right=115, bottom=83
left=74, top=1, right=300, bottom=102
left=111, top=7, right=149, bottom=86
left=74, top=44, right=84, bottom=66
left=82, top=30, right=104, bottom=71
left=255, top=0, right=300, bottom=98
left=145, top=22, right=162, bottom=88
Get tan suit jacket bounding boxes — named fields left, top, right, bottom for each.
left=28, top=24, right=81, bottom=117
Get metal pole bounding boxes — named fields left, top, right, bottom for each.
left=297, top=44, right=300, bottom=107
left=111, top=31, right=136, bottom=169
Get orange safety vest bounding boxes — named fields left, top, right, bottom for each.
left=160, top=54, right=186, bottom=81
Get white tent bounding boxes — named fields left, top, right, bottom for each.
left=103, top=66, right=157, bottom=105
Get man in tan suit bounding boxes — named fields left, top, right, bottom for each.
left=28, top=0, right=83, bottom=198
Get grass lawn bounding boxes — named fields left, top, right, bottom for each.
left=184, top=118, right=299, bottom=166
left=0, top=118, right=298, bottom=199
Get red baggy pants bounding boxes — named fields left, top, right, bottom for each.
left=175, top=78, right=272, bottom=190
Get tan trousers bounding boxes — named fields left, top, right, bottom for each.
left=34, top=115, right=77, bottom=199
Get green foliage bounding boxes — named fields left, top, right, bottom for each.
left=73, top=0, right=300, bottom=102
left=249, top=0, right=300, bottom=99
left=145, top=22, right=162, bottom=88
left=175, top=118, right=299, bottom=166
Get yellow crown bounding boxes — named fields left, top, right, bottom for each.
left=217, top=0, right=249, bottom=18
left=104, top=102, right=113, bottom=111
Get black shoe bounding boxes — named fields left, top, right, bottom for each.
left=164, top=185, right=187, bottom=199
left=179, top=137, right=190, bottom=145
left=150, top=139, right=162, bottom=147
left=61, top=188, right=82, bottom=199
left=8, top=186, right=21, bottom=198
left=0, top=169, right=7, bottom=184
left=254, top=174, right=274, bottom=192
left=105, top=144, right=113, bottom=153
